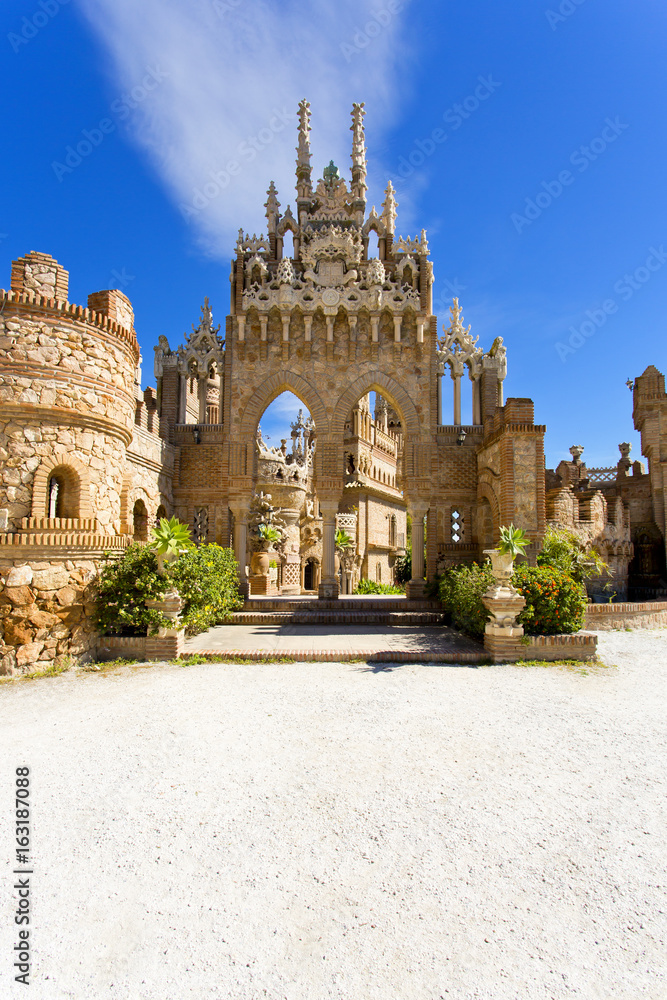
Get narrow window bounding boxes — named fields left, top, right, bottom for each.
left=48, top=476, right=62, bottom=519
left=451, top=509, right=464, bottom=543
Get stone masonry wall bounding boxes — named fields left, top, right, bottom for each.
left=0, top=558, right=100, bottom=675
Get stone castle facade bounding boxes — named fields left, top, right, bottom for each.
left=0, top=102, right=665, bottom=672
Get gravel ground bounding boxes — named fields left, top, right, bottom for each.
left=1, top=630, right=666, bottom=1000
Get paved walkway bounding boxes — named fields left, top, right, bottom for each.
left=184, top=623, right=485, bottom=663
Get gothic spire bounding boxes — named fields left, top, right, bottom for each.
left=296, top=99, right=312, bottom=199
left=350, top=102, right=367, bottom=200
left=381, top=179, right=398, bottom=235
left=264, top=181, right=280, bottom=234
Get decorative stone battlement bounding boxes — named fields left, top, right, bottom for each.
left=0, top=287, right=139, bottom=355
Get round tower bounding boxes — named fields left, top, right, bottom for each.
left=0, top=251, right=140, bottom=672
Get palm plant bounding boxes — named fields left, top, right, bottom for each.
left=150, top=517, right=193, bottom=558
left=257, top=523, right=282, bottom=546
left=497, top=524, right=530, bottom=560
left=335, top=528, right=355, bottom=551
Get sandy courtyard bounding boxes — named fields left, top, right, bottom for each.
left=1, top=631, right=665, bottom=999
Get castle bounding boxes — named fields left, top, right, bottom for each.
left=0, top=102, right=665, bottom=672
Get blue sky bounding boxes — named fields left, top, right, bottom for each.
left=2, top=0, right=666, bottom=468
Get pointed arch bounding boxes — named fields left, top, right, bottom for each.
left=362, top=214, right=386, bottom=238
left=332, top=372, right=420, bottom=439
left=277, top=215, right=298, bottom=237
left=239, top=370, right=329, bottom=437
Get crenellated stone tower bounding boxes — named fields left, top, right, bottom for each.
left=0, top=251, right=173, bottom=670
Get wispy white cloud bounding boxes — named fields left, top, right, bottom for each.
left=77, top=0, right=414, bottom=258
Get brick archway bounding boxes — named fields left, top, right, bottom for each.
left=331, top=372, right=421, bottom=440
left=238, top=369, right=329, bottom=438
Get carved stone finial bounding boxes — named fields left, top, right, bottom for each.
left=351, top=102, right=366, bottom=164
left=296, top=99, right=313, bottom=198
left=264, top=181, right=280, bottom=234
left=419, top=229, right=429, bottom=255
left=381, top=180, right=398, bottom=235
left=618, top=442, right=632, bottom=458
left=569, top=445, right=585, bottom=464
left=448, top=298, right=470, bottom=336
left=350, top=103, right=367, bottom=203
left=436, top=299, right=482, bottom=378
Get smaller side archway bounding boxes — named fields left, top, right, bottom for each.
left=133, top=499, right=149, bottom=541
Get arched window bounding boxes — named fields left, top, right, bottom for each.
left=155, top=504, right=167, bottom=527
left=282, top=230, right=294, bottom=259
left=44, top=464, right=80, bottom=520
left=376, top=562, right=382, bottom=583
left=133, top=499, right=148, bottom=542
left=389, top=515, right=397, bottom=547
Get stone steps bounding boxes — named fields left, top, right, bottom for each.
left=230, top=610, right=445, bottom=626
left=242, top=598, right=442, bottom=613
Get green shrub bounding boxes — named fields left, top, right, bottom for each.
left=438, top=561, right=494, bottom=639
left=96, top=545, right=169, bottom=637
left=354, top=578, right=405, bottom=595
left=170, top=544, right=244, bottom=634
left=96, top=542, right=243, bottom=637
left=514, top=564, right=587, bottom=635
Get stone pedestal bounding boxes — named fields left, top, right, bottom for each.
left=145, top=589, right=185, bottom=661
left=482, top=548, right=526, bottom=663
left=249, top=574, right=278, bottom=596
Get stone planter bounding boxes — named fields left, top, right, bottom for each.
left=484, top=548, right=515, bottom=583
left=144, top=586, right=185, bottom=660
left=250, top=549, right=270, bottom=578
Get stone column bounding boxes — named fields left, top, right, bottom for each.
left=437, top=375, right=442, bottom=426
left=230, top=506, right=249, bottom=599
left=198, top=376, right=207, bottom=424
left=407, top=504, right=427, bottom=599
left=453, top=373, right=462, bottom=425
left=319, top=501, right=339, bottom=599
left=472, top=378, right=481, bottom=425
